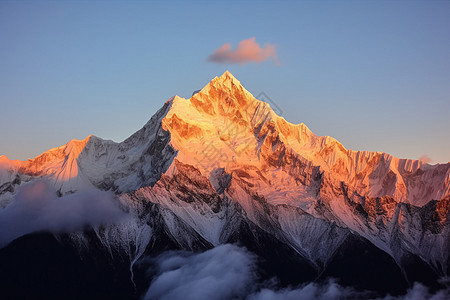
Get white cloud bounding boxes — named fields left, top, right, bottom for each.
left=379, top=282, right=449, bottom=300
left=143, top=244, right=257, bottom=300
left=144, top=245, right=450, bottom=300
left=0, top=180, right=125, bottom=248
left=248, top=280, right=367, bottom=300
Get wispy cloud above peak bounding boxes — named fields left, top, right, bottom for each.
left=207, top=37, right=279, bottom=65
left=419, top=155, right=431, bottom=164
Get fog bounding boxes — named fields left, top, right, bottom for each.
left=1, top=181, right=448, bottom=300
left=145, top=244, right=450, bottom=300
left=0, top=180, right=125, bottom=248
left=143, top=244, right=257, bottom=300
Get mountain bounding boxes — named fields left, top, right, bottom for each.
left=0, top=71, right=449, bottom=299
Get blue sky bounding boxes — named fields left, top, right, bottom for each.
left=0, top=1, right=449, bottom=163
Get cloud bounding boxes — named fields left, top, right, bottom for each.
left=419, top=155, right=431, bottom=164
left=207, top=37, right=279, bottom=65
left=248, top=280, right=369, bottom=300
left=379, top=282, right=449, bottom=300
left=144, top=244, right=450, bottom=300
left=0, top=180, right=126, bottom=248
left=143, top=244, right=257, bottom=300
left=249, top=282, right=450, bottom=300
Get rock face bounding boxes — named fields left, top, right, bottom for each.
left=0, top=71, right=449, bottom=298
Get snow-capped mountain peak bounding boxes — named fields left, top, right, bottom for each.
left=1, top=72, right=449, bottom=298
left=2, top=72, right=449, bottom=207
left=160, top=72, right=450, bottom=208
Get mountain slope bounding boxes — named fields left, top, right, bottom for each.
left=0, top=71, right=449, bottom=298
left=1, top=71, right=448, bottom=206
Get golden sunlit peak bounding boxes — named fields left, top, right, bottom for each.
left=218, top=70, right=240, bottom=84
left=193, top=71, right=248, bottom=101
left=65, top=135, right=93, bottom=149
left=220, top=70, right=235, bottom=79
left=205, top=70, right=244, bottom=91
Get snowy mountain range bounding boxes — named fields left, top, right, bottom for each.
left=1, top=71, right=449, bottom=299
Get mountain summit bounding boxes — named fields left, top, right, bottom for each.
left=3, top=71, right=448, bottom=205
left=1, top=71, right=449, bottom=298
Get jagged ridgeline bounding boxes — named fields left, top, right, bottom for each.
left=1, top=71, right=449, bottom=299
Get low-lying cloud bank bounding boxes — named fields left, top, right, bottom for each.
left=248, top=281, right=368, bottom=300
left=0, top=180, right=125, bottom=248
left=144, top=244, right=450, bottom=300
left=249, top=282, right=449, bottom=300
left=143, top=244, right=257, bottom=300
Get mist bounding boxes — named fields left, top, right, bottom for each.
left=143, top=244, right=257, bottom=300
left=144, top=244, right=450, bottom=300
left=0, top=180, right=125, bottom=248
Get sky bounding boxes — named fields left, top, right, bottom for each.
left=0, top=0, right=449, bottom=163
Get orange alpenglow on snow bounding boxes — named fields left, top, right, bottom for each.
left=1, top=71, right=449, bottom=209
left=162, top=71, right=450, bottom=208
left=0, top=136, right=93, bottom=194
